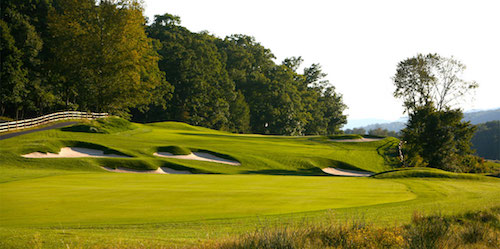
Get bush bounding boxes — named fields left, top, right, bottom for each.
left=405, top=212, right=449, bottom=249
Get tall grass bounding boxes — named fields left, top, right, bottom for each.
left=201, top=208, right=500, bottom=249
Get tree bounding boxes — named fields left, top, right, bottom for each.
left=471, top=121, right=500, bottom=160
left=228, top=90, right=250, bottom=133
left=0, top=19, right=27, bottom=118
left=345, top=128, right=366, bottom=135
left=48, top=0, right=168, bottom=115
left=394, top=54, right=481, bottom=172
left=393, top=53, right=478, bottom=113
left=146, top=13, right=235, bottom=129
left=402, top=104, right=478, bottom=171
left=1, top=0, right=48, bottom=119
left=368, top=128, right=399, bottom=137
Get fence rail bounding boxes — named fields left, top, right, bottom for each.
left=0, top=111, right=108, bottom=133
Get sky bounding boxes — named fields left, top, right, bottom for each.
left=143, top=0, right=500, bottom=125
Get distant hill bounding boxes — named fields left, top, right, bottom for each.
left=348, top=108, right=500, bottom=132
left=463, top=108, right=500, bottom=124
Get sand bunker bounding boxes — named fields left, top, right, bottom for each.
left=330, top=138, right=383, bottom=142
left=322, top=167, right=373, bottom=177
left=102, top=166, right=191, bottom=174
left=153, top=152, right=240, bottom=166
left=22, top=147, right=130, bottom=158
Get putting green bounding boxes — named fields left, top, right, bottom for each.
left=0, top=174, right=415, bottom=227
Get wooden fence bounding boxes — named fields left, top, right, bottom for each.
left=0, top=111, right=108, bottom=133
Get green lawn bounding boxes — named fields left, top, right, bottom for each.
left=0, top=120, right=499, bottom=248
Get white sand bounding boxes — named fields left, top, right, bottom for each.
left=329, top=138, right=383, bottom=142
left=22, top=147, right=130, bottom=158
left=153, top=152, right=241, bottom=166
left=322, top=167, right=373, bottom=177
left=101, top=166, right=191, bottom=174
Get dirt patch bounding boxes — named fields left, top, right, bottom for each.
left=322, top=167, right=373, bottom=177
left=22, top=147, right=130, bottom=158
left=153, top=152, right=240, bottom=166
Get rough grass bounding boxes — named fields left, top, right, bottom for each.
left=203, top=208, right=500, bottom=249
left=61, top=116, right=135, bottom=134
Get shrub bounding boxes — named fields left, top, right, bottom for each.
left=404, top=212, right=449, bottom=249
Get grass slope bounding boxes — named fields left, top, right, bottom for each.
left=0, top=119, right=499, bottom=248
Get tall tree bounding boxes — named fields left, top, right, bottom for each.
left=0, top=19, right=27, bottom=117
left=146, top=13, right=235, bottom=129
left=48, top=0, right=168, bottom=115
left=394, top=54, right=481, bottom=172
left=393, top=53, right=478, bottom=112
left=0, top=0, right=48, bottom=118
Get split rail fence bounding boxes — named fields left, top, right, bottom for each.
left=0, top=111, right=108, bottom=133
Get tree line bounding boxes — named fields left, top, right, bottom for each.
left=471, top=121, right=500, bottom=161
left=1, top=0, right=347, bottom=135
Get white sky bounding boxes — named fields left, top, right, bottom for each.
left=143, top=0, right=500, bottom=122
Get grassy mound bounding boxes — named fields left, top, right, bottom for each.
left=191, top=148, right=239, bottom=162
left=328, top=134, right=363, bottom=140
left=373, top=167, right=484, bottom=179
left=156, top=146, right=240, bottom=163
left=61, top=116, right=135, bottom=134
left=98, top=158, right=156, bottom=170
left=157, top=145, right=191, bottom=155
left=148, top=121, right=215, bottom=132
left=19, top=140, right=131, bottom=157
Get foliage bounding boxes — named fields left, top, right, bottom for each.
left=393, top=53, right=478, bottom=113
left=344, top=128, right=366, bottom=135
left=471, top=121, right=500, bottom=160
left=2, top=4, right=347, bottom=135
left=47, top=0, right=169, bottom=115
left=393, top=54, right=482, bottom=173
left=368, top=128, right=399, bottom=137
left=207, top=208, right=500, bottom=249
left=401, top=104, right=482, bottom=172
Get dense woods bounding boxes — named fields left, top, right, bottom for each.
left=1, top=0, right=347, bottom=135
left=471, top=121, right=500, bottom=160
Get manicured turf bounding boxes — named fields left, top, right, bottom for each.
left=0, top=119, right=499, bottom=248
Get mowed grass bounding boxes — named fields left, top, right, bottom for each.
left=0, top=119, right=499, bottom=248
left=0, top=174, right=416, bottom=227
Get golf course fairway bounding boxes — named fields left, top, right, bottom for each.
left=0, top=119, right=499, bottom=248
